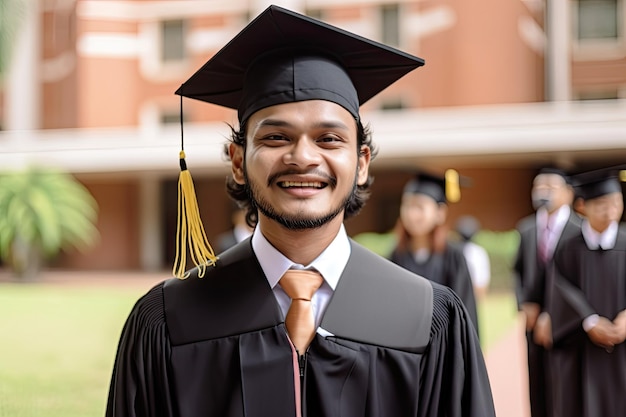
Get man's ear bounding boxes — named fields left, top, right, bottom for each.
left=230, top=143, right=245, bottom=185
left=357, top=145, right=371, bottom=186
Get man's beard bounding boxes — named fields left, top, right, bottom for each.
left=243, top=168, right=357, bottom=231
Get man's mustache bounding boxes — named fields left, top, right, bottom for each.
left=267, top=169, right=337, bottom=188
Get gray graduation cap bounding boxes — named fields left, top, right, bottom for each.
left=573, top=164, right=626, bottom=200
left=175, top=4, right=425, bottom=124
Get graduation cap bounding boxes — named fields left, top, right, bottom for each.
left=176, top=4, right=424, bottom=124
left=403, top=169, right=467, bottom=204
left=572, top=164, right=626, bottom=201
left=171, top=5, right=425, bottom=279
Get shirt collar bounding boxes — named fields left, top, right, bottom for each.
left=582, top=219, right=618, bottom=250
left=252, top=224, right=351, bottom=291
left=552, top=205, right=571, bottom=230
left=537, top=205, right=570, bottom=231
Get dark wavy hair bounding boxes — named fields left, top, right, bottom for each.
left=222, top=119, right=378, bottom=227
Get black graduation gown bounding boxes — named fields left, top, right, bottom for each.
left=106, top=239, right=495, bottom=417
left=389, top=242, right=479, bottom=336
left=549, top=226, right=626, bottom=417
left=512, top=211, right=581, bottom=417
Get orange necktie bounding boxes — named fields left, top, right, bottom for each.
left=279, top=269, right=324, bottom=354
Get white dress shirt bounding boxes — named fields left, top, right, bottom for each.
left=252, top=224, right=351, bottom=336
left=463, top=241, right=491, bottom=289
left=536, top=205, right=571, bottom=260
left=581, top=219, right=618, bottom=251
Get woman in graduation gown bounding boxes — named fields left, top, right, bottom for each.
left=549, top=167, right=626, bottom=417
left=389, top=172, right=480, bottom=335
left=106, top=6, right=495, bottom=417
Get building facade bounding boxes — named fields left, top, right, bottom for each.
left=1, top=0, right=625, bottom=271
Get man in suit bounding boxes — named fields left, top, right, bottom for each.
left=513, top=167, right=581, bottom=417
left=106, top=6, right=495, bottom=417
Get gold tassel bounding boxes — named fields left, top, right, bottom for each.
left=173, top=150, right=218, bottom=279
left=445, top=169, right=461, bottom=203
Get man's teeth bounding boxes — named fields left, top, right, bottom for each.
left=280, top=181, right=323, bottom=188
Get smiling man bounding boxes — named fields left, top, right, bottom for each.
left=105, top=5, right=495, bottom=417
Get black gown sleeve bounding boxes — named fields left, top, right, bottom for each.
left=418, top=284, right=495, bottom=417
left=445, top=244, right=480, bottom=336
left=549, top=237, right=596, bottom=344
left=106, top=282, right=175, bottom=417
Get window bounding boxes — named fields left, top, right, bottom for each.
left=381, top=4, right=400, bottom=46
left=576, top=89, right=619, bottom=100
left=160, top=110, right=185, bottom=125
left=381, top=99, right=405, bottom=111
left=161, top=19, right=186, bottom=63
left=577, top=0, right=619, bottom=40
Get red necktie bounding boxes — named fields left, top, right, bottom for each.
left=279, top=269, right=324, bottom=354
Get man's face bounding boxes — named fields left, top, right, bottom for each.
left=399, top=193, right=446, bottom=237
left=230, top=100, right=370, bottom=230
left=531, top=173, right=573, bottom=213
left=584, top=192, right=624, bottom=232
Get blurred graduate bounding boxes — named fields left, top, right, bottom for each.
left=389, top=170, right=480, bottom=335
left=548, top=165, right=626, bottom=417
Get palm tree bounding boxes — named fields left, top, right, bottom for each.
left=0, top=167, right=99, bottom=280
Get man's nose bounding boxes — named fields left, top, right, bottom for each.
left=284, top=139, right=322, bottom=167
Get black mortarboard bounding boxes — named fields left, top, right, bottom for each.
left=175, top=4, right=425, bottom=124
left=572, top=165, right=626, bottom=201
left=572, top=164, right=626, bottom=200
left=403, top=170, right=466, bottom=204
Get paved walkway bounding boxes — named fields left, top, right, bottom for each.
left=2, top=269, right=532, bottom=417
left=484, top=316, right=531, bottom=417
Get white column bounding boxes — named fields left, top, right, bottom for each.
left=5, top=0, right=41, bottom=131
left=546, top=0, right=571, bottom=101
left=139, top=176, right=164, bottom=271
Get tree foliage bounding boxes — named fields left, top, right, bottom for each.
left=0, top=167, right=99, bottom=278
left=0, top=0, right=26, bottom=76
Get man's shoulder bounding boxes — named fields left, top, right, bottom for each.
left=164, top=238, right=257, bottom=292
left=125, top=281, right=168, bottom=329
left=162, top=240, right=282, bottom=346
left=429, top=281, right=478, bottom=335
left=516, top=214, right=536, bottom=233
left=320, top=241, right=438, bottom=351
left=323, top=240, right=471, bottom=351
left=348, top=239, right=433, bottom=288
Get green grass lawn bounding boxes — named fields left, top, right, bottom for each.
left=478, top=291, right=518, bottom=350
left=0, top=282, right=517, bottom=417
left=0, top=284, right=144, bottom=417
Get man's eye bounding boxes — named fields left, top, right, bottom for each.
left=318, top=136, right=341, bottom=143
left=262, top=135, right=289, bottom=142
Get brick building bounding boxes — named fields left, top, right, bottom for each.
left=1, top=0, right=625, bottom=271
